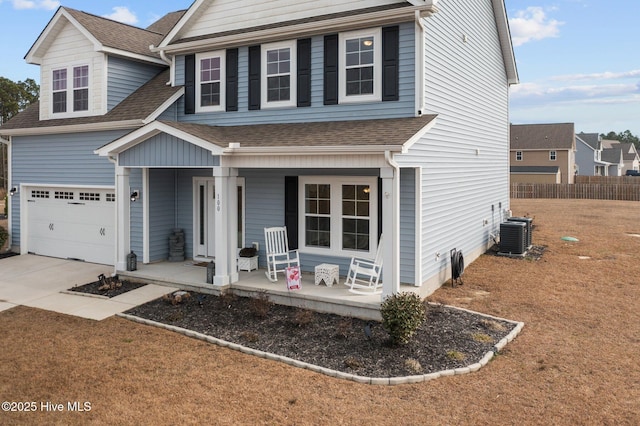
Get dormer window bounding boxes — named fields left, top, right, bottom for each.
left=196, top=51, right=225, bottom=112
left=261, top=40, right=296, bottom=108
left=51, top=64, right=89, bottom=115
left=339, top=28, right=382, bottom=103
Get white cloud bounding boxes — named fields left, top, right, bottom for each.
left=511, top=81, right=639, bottom=107
left=509, top=7, right=563, bottom=46
left=551, top=69, right=640, bottom=81
left=102, top=6, right=138, bottom=25
left=10, top=0, right=58, bottom=9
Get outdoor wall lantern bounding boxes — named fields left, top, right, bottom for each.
left=130, top=190, right=139, bottom=202
left=9, top=186, right=18, bottom=196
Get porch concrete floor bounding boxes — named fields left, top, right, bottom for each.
left=119, top=261, right=414, bottom=320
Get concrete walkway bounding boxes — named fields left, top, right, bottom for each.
left=0, top=254, right=177, bottom=321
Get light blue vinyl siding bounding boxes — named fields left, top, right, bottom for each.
left=396, top=0, right=510, bottom=289
left=107, top=57, right=165, bottom=111
left=118, top=133, right=220, bottom=167
left=575, top=141, right=596, bottom=176
left=148, top=169, right=177, bottom=262
left=175, top=22, right=416, bottom=125
left=10, top=130, right=126, bottom=246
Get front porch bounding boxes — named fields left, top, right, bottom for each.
left=119, top=261, right=417, bottom=321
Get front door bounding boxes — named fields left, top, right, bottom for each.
left=194, top=178, right=216, bottom=258
left=193, top=177, right=246, bottom=260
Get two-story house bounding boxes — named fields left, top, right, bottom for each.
left=510, top=123, right=576, bottom=184
left=0, top=0, right=517, bottom=300
left=602, top=140, right=639, bottom=174
left=575, top=132, right=622, bottom=176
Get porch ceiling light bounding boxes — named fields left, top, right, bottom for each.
left=130, top=190, right=139, bottom=202
left=9, top=186, right=17, bottom=196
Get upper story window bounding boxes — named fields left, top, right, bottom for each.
left=52, top=65, right=89, bottom=115
left=196, top=51, right=225, bottom=112
left=339, top=28, right=382, bottom=103
left=549, top=150, right=557, bottom=161
left=516, top=151, right=523, bottom=161
left=261, top=40, right=297, bottom=108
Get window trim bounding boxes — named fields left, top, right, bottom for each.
left=549, top=150, right=557, bottom=161
left=195, top=50, right=226, bottom=113
left=261, top=40, right=297, bottom=109
left=298, top=176, right=378, bottom=258
left=516, top=151, right=523, bottom=161
left=50, top=62, right=91, bottom=118
left=338, top=27, right=382, bottom=104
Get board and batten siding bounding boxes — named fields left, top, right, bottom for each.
left=174, top=22, right=416, bottom=125
left=148, top=169, right=178, bottom=262
left=39, top=20, right=105, bottom=119
left=9, top=130, right=125, bottom=247
left=118, top=133, right=220, bottom=168
left=182, top=0, right=408, bottom=40
left=395, top=0, right=511, bottom=293
left=107, top=57, right=165, bottom=111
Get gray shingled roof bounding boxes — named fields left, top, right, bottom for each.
left=64, top=8, right=180, bottom=59
left=510, top=123, right=575, bottom=150
left=601, top=148, right=623, bottom=164
left=155, top=115, right=437, bottom=149
left=606, top=142, right=638, bottom=161
left=576, top=132, right=600, bottom=150
left=510, top=166, right=560, bottom=174
left=0, top=69, right=180, bottom=132
left=146, top=10, right=186, bottom=35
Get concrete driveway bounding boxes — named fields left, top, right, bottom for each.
left=0, top=254, right=176, bottom=320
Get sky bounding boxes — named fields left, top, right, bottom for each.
left=0, top=0, right=638, bottom=136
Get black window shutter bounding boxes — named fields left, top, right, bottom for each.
left=297, top=38, right=312, bottom=107
left=226, top=48, right=239, bottom=112
left=323, top=34, right=338, bottom=105
left=248, top=45, right=261, bottom=110
left=284, top=176, right=299, bottom=249
left=184, top=54, right=196, bottom=114
left=382, top=26, right=400, bottom=102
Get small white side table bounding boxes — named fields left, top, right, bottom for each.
left=314, top=263, right=339, bottom=287
left=238, top=256, right=258, bottom=272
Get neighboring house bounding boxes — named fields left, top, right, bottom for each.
left=601, top=147, right=624, bottom=176
left=510, top=123, right=576, bottom=184
left=0, top=0, right=518, bottom=298
left=602, top=140, right=640, bottom=174
left=575, top=132, right=613, bottom=176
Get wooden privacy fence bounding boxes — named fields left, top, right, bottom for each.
left=575, top=176, right=640, bottom=184
left=511, top=183, right=640, bottom=201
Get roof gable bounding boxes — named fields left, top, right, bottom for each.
left=25, top=7, right=173, bottom=65
left=511, top=123, right=575, bottom=151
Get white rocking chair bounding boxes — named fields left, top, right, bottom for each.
left=344, top=235, right=384, bottom=294
left=264, top=226, right=301, bottom=282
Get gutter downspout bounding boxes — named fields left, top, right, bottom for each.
left=383, top=150, right=401, bottom=297
left=152, top=44, right=174, bottom=86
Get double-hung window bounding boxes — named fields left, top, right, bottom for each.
left=196, top=51, right=225, bottom=112
left=52, top=64, right=89, bottom=115
left=299, top=176, right=377, bottom=258
left=549, top=150, right=557, bottom=161
left=262, top=40, right=296, bottom=108
left=516, top=151, right=523, bottom=161
left=339, top=28, right=382, bottom=103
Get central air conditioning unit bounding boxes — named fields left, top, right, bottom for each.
left=507, top=217, right=533, bottom=249
left=499, top=221, right=527, bottom=256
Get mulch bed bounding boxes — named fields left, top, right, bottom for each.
left=0, top=251, right=19, bottom=260
left=125, top=291, right=517, bottom=378
left=69, top=278, right=146, bottom=298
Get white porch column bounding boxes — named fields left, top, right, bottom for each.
left=380, top=166, right=400, bottom=297
left=213, top=167, right=238, bottom=285
left=115, top=166, right=131, bottom=272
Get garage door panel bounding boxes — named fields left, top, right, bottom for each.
left=26, top=187, right=115, bottom=265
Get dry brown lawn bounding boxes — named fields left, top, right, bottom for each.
left=1, top=199, right=639, bottom=425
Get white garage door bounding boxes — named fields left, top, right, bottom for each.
left=26, top=186, right=115, bottom=265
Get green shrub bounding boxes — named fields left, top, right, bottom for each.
left=0, top=226, right=7, bottom=249
left=380, top=292, right=426, bottom=345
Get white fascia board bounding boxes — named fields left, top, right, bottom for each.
left=0, top=120, right=142, bottom=137
left=157, top=0, right=209, bottom=49
left=95, top=121, right=225, bottom=157
left=143, top=88, right=185, bottom=124
left=156, top=5, right=437, bottom=55
left=222, top=145, right=404, bottom=156
left=25, top=8, right=71, bottom=64
left=100, top=47, right=167, bottom=66
left=492, top=0, right=519, bottom=85
left=400, top=115, right=438, bottom=153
